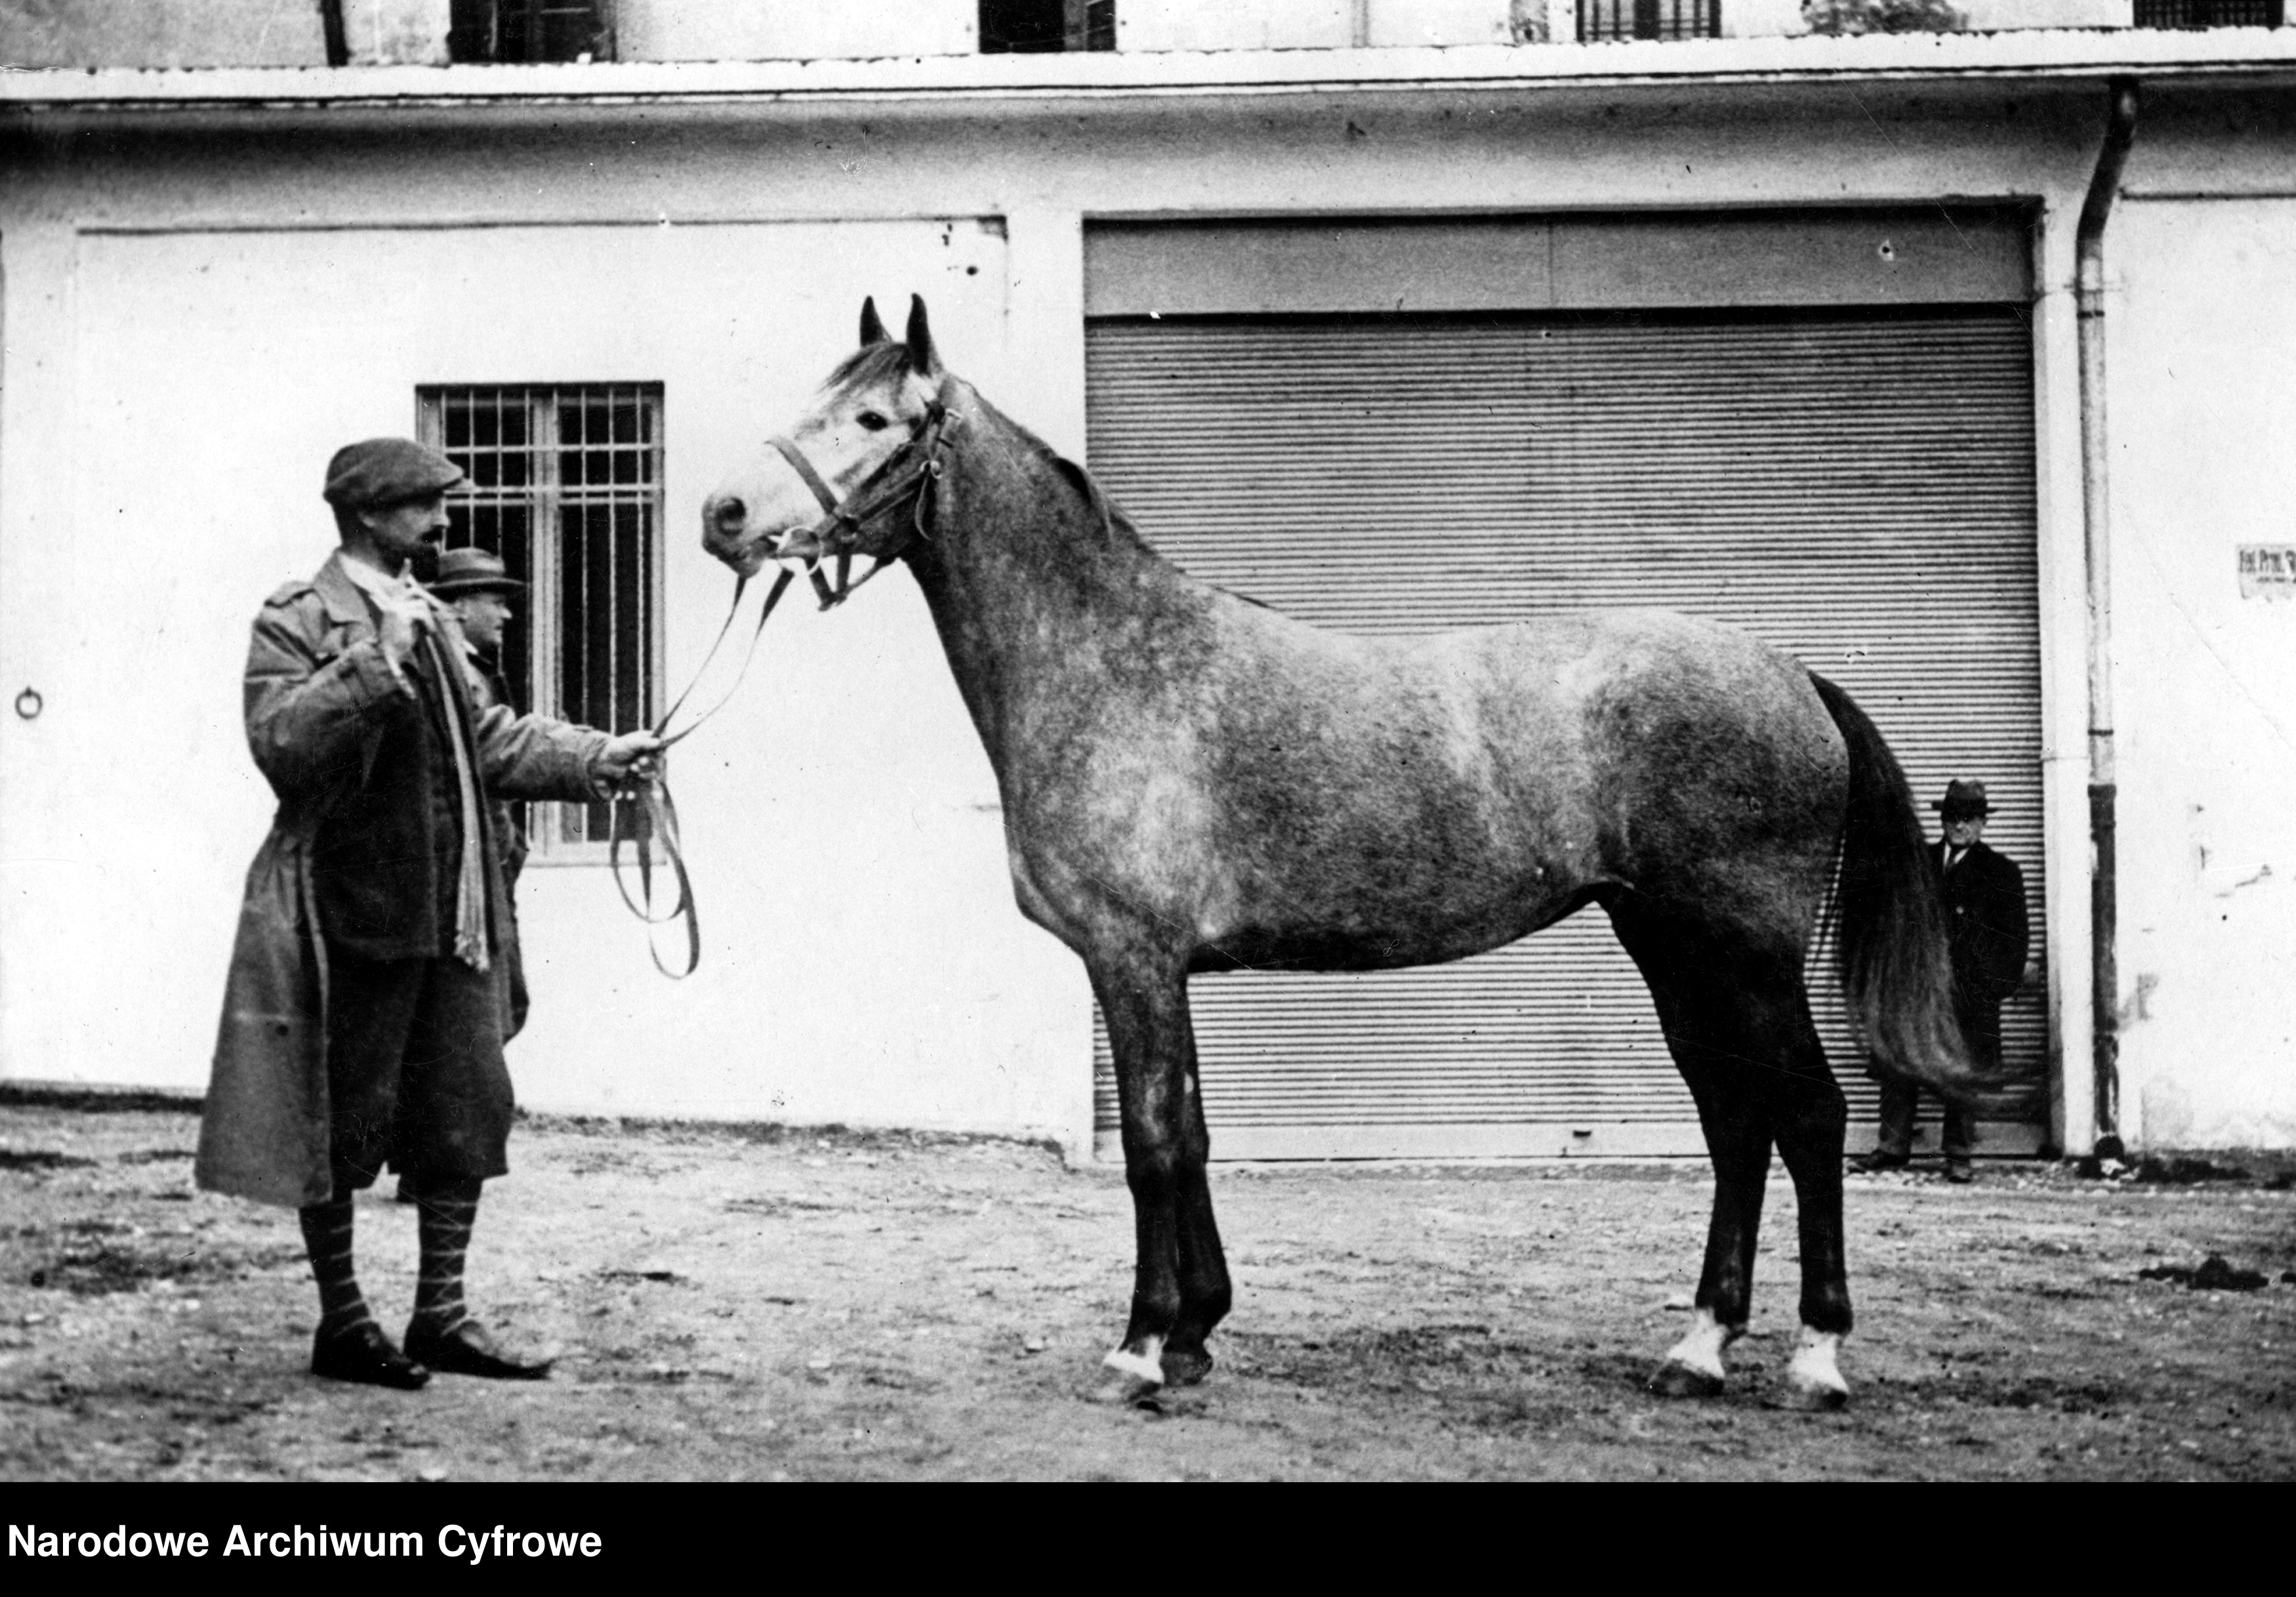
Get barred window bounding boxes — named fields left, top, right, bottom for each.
left=417, top=383, right=663, bottom=858
left=980, top=0, right=1115, bottom=51
left=1576, top=0, right=1720, bottom=38
left=448, top=0, right=615, bottom=63
left=2133, top=0, right=2282, bottom=22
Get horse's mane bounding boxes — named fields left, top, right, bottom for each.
left=1038, top=438, right=1275, bottom=614
left=842, top=344, right=1279, bottom=613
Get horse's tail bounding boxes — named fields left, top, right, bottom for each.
left=1809, top=672, right=1977, bottom=1100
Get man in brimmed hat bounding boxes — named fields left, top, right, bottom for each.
left=197, top=437, right=664, bottom=1390
left=429, top=547, right=532, bottom=1039
left=1855, top=778, right=2029, bottom=1182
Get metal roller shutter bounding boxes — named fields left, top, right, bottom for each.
left=1084, top=308, right=2045, bottom=1161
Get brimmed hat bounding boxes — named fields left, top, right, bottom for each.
left=1931, top=779, right=1992, bottom=818
left=429, top=547, right=525, bottom=598
left=323, top=438, right=465, bottom=510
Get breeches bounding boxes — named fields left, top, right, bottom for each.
left=325, top=948, right=512, bottom=1195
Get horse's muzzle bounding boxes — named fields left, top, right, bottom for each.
left=700, top=493, right=773, bottom=575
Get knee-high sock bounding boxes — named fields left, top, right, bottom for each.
left=298, top=1197, right=370, bottom=1338
left=409, top=1180, right=482, bottom=1336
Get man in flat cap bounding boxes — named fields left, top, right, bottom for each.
left=196, top=438, right=663, bottom=1390
left=1855, top=779, right=2029, bottom=1183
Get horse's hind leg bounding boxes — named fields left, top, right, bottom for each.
left=1089, top=951, right=1231, bottom=1401
left=1610, top=902, right=1853, bottom=1405
left=1769, top=1056, right=1853, bottom=1409
left=1652, top=1090, right=1772, bottom=1397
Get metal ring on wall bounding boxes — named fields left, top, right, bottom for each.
left=14, top=687, right=43, bottom=720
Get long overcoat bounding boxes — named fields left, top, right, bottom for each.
left=1933, top=837, right=2030, bottom=1071
left=195, top=552, right=607, bottom=1208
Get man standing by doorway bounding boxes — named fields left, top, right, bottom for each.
left=1855, top=778, right=2029, bottom=1184
left=196, top=438, right=662, bottom=1390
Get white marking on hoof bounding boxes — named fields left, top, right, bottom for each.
left=1662, top=1308, right=1738, bottom=1382
left=1094, top=1338, right=1167, bottom=1409
left=1782, top=1327, right=1849, bottom=1411
left=1650, top=1307, right=1742, bottom=1398
left=1101, top=1338, right=1164, bottom=1389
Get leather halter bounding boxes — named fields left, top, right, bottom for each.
left=607, top=395, right=957, bottom=978
left=768, top=396, right=954, bottom=610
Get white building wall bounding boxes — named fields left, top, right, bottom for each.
left=14, top=70, right=2291, bottom=1150
left=615, top=0, right=976, bottom=61
left=0, top=197, right=1088, bottom=1144
left=2110, top=114, right=2296, bottom=1150
left=0, top=0, right=327, bottom=67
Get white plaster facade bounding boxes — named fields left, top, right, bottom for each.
left=0, top=0, right=2210, bottom=70
left=3, top=34, right=2293, bottom=1154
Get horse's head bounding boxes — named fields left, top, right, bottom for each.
left=701, top=295, right=949, bottom=579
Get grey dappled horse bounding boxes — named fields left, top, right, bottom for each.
left=701, top=297, right=1972, bottom=1410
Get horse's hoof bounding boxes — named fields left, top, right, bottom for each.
left=1647, top=1359, right=1725, bottom=1399
left=1778, top=1377, right=1849, bottom=1412
left=1652, top=1306, right=1736, bottom=1398
left=1161, top=1346, right=1214, bottom=1388
left=1094, top=1342, right=1165, bottom=1407
left=1780, top=1329, right=1849, bottom=1411
left=1091, top=1370, right=1164, bottom=1409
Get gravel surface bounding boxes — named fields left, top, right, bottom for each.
left=3, top=1102, right=2292, bottom=1481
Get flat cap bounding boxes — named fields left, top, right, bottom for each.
left=430, top=547, right=525, bottom=597
left=323, top=437, right=465, bottom=510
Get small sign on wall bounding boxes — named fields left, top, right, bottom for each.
left=2237, top=544, right=2296, bottom=600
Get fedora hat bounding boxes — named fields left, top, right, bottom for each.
left=1930, top=779, right=1992, bottom=818
left=428, top=547, right=525, bottom=598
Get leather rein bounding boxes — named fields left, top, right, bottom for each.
left=609, top=396, right=956, bottom=977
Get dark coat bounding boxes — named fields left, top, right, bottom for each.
left=463, top=640, right=530, bottom=1037
left=464, top=644, right=530, bottom=883
left=1935, top=839, right=2029, bottom=1003
left=1935, top=837, right=2028, bottom=1078
left=195, top=552, right=607, bottom=1208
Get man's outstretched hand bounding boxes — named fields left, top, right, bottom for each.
left=595, top=730, right=666, bottom=797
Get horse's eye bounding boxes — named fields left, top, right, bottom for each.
left=855, top=411, right=890, bottom=432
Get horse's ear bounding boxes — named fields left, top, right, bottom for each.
left=905, top=294, right=941, bottom=376
left=859, top=297, right=889, bottom=346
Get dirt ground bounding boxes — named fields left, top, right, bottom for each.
left=4, top=1099, right=2293, bottom=1482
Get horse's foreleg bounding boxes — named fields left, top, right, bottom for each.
left=1092, top=955, right=1206, bottom=1402
left=1162, top=1068, right=1231, bottom=1386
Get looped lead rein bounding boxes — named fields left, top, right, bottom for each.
left=605, top=398, right=951, bottom=978
left=609, top=564, right=796, bottom=978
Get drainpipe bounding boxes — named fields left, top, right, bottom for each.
left=2078, top=77, right=2139, bottom=1161
left=319, top=0, right=349, bottom=68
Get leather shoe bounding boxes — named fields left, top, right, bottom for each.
left=1851, top=1150, right=1910, bottom=1174
left=1944, top=1159, right=1976, bottom=1184
left=404, top=1317, right=554, bottom=1380
left=312, top=1321, right=430, bottom=1390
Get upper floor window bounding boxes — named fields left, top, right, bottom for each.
left=981, top=0, right=1115, bottom=51
left=419, top=383, right=663, bottom=858
left=449, top=0, right=616, bottom=64
left=2133, top=0, right=2283, bottom=22
left=1577, top=0, right=1720, bottom=37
